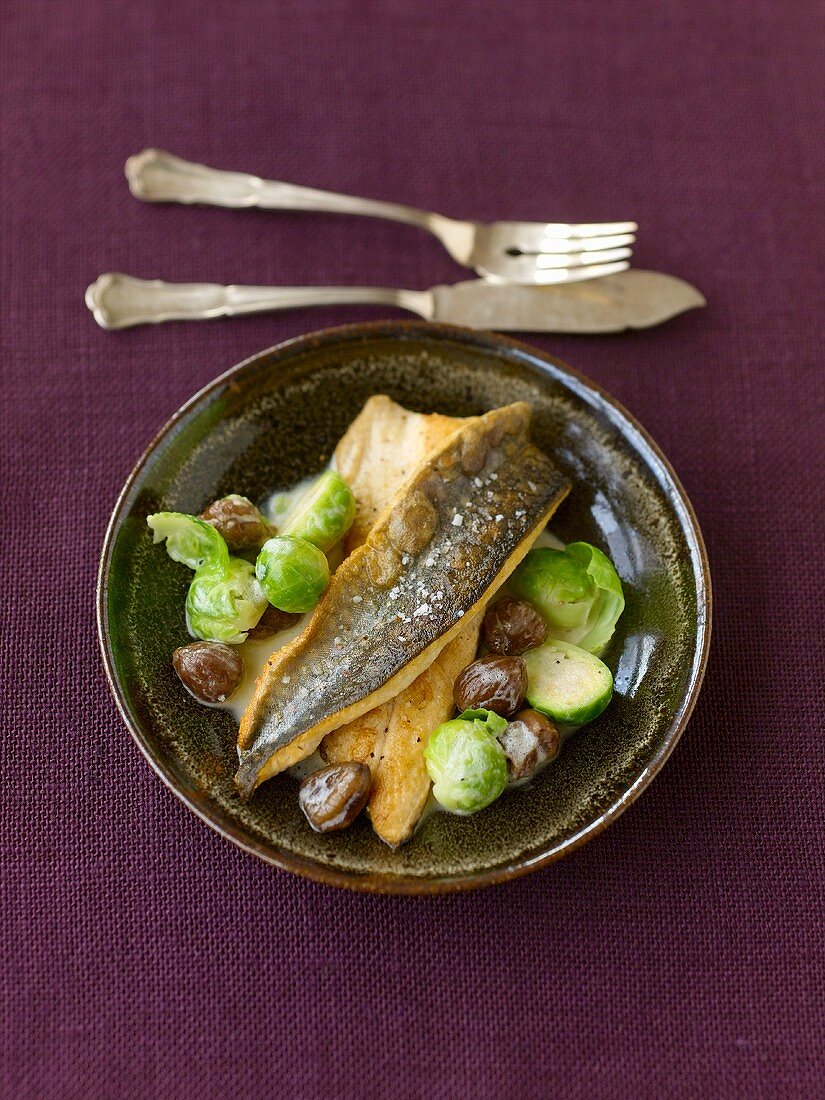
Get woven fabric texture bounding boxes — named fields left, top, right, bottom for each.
left=2, top=1, right=823, bottom=1097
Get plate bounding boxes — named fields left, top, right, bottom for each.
left=98, top=322, right=711, bottom=892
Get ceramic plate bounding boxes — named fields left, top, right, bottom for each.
left=98, top=322, right=711, bottom=892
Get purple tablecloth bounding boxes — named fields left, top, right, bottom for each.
left=2, top=2, right=823, bottom=1096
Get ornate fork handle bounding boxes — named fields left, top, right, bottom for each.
left=126, top=149, right=457, bottom=239
left=85, top=273, right=433, bottom=329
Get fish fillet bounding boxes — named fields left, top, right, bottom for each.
left=322, top=397, right=466, bottom=770
left=325, top=396, right=482, bottom=844
left=236, top=401, right=570, bottom=797
left=334, top=395, right=462, bottom=555
left=368, top=616, right=481, bottom=847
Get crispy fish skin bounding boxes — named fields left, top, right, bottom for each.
left=321, top=399, right=465, bottom=769
left=368, top=616, right=481, bottom=847
left=236, top=402, right=570, bottom=797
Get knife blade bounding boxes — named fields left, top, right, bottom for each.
left=430, top=270, right=706, bottom=332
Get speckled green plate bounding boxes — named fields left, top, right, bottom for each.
left=98, top=322, right=711, bottom=893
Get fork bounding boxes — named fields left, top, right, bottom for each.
left=125, top=149, right=637, bottom=285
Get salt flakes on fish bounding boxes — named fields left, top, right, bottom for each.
left=452, top=514, right=464, bottom=526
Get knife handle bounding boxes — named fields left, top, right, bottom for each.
left=84, top=273, right=433, bottom=330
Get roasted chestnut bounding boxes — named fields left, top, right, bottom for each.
left=172, top=641, right=244, bottom=704
left=499, top=709, right=561, bottom=780
left=298, top=763, right=372, bottom=833
left=245, top=603, right=302, bottom=641
left=200, top=494, right=271, bottom=551
left=453, top=654, right=527, bottom=716
left=482, top=597, right=547, bottom=656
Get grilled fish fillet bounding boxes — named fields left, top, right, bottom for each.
left=236, top=401, right=569, bottom=797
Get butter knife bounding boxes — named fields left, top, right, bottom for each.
left=85, top=269, right=705, bottom=332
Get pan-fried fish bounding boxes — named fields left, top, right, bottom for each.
left=323, top=396, right=482, bottom=844
left=334, top=395, right=462, bottom=555
left=236, top=402, right=570, bottom=798
left=322, top=397, right=467, bottom=771
left=368, top=617, right=481, bottom=847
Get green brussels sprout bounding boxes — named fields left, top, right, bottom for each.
left=455, top=708, right=509, bottom=736
left=424, top=712, right=508, bottom=814
left=509, top=541, right=624, bottom=654
left=255, top=536, right=330, bottom=614
left=275, top=470, right=355, bottom=553
left=147, top=512, right=229, bottom=571
left=185, top=558, right=268, bottom=645
left=524, top=639, right=614, bottom=725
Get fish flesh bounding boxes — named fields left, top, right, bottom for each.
left=368, top=617, right=481, bottom=847
left=236, top=401, right=570, bottom=797
left=334, top=395, right=462, bottom=555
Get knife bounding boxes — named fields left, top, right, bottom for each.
left=85, top=269, right=705, bottom=333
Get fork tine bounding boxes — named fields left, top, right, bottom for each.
left=533, top=247, right=632, bottom=269
left=479, top=258, right=630, bottom=285
left=542, top=221, right=638, bottom=237
left=497, top=223, right=638, bottom=253
left=522, top=232, right=636, bottom=255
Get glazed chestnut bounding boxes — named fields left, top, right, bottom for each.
left=172, top=641, right=244, bottom=704
left=499, top=709, right=560, bottom=781
left=453, top=654, right=527, bottom=717
left=298, top=763, right=372, bottom=833
left=245, top=604, right=302, bottom=641
left=200, top=494, right=271, bottom=551
left=482, top=597, right=547, bottom=656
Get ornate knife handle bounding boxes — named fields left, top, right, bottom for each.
left=84, top=273, right=431, bottom=330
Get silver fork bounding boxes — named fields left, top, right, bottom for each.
left=125, top=149, right=636, bottom=285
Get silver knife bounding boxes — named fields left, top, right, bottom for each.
left=85, top=269, right=705, bottom=333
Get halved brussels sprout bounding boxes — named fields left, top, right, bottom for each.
left=523, top=639, right=613, bottom=725
left=510, top=541, right=624, bottom=654
left=424, top=712, right=508, bottom=814
left=275, top=470, right=355, bottom=553
left=255, top=536, right=330, bottom=614
left=185, top=558, right=268, bottom=645
left=147, top=512, right=228, bottom=572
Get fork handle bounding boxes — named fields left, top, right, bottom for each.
left=85, top=273, right=433, bottom=330
left=126, top=149, right=447, bottom=235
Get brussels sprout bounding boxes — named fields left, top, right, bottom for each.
left=255, top=536, right=330, bottom=614
left=456, top=708, right=509, bottom=737
left=276, top=470, right=355, bottom=553
left=424, top=712, right=508, bottom=814
left=523, top=639, right=613, bottom=726
left=147, top=512, right=228, bottom=571
left=510, top=541, right=624, bottom=654
left=185, top=558, right=268, bottom=645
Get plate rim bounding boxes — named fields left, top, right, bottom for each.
left=97, top=320, right=712, bottom=894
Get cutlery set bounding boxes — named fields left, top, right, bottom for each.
left=87, top=148, right=704, bottom=333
